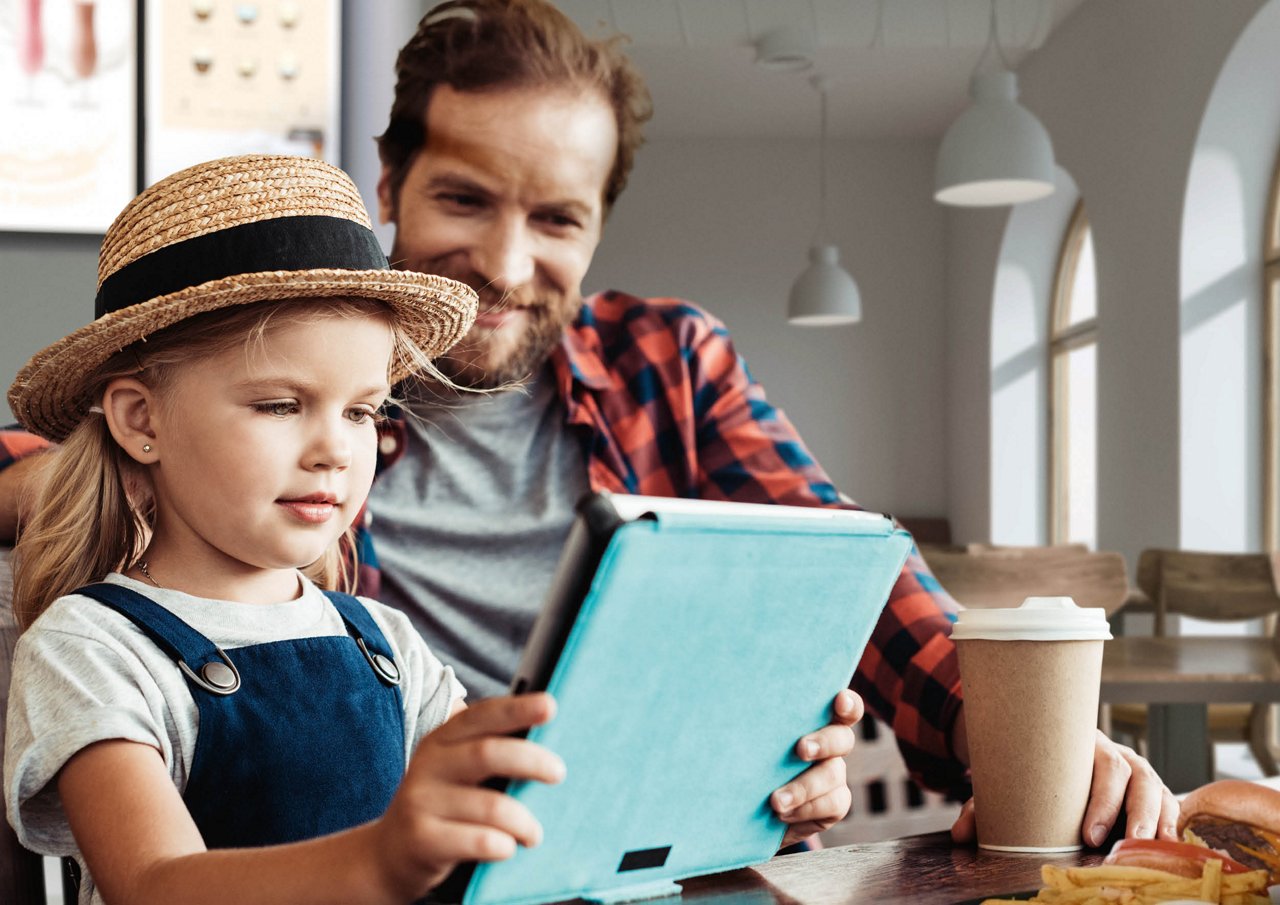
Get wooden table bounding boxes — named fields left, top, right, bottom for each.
left=670, top=831, right=1103, bottom=905
left=1100, top=635, right=1280, bottom=793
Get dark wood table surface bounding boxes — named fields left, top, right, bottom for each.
left=667, top=832, right=1105, bottom=905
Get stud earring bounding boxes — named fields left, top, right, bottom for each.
left=142, top=444, right=152, bottom=453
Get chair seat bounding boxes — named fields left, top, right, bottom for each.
left=1106, top=700, right=1278, bottom=776
left=1109, top=702, right=1255, bottom=735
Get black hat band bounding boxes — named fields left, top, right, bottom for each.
left=95, top=215, right=390, bottom=319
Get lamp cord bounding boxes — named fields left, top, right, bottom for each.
left=977, top=0, right=1012, bottom=74
left=811, top=74, right=829, bottom=245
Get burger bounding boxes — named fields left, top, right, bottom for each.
left=1103, top=838, right=1255, bottom=879
left=1176, top=779, right=1280, bottom=884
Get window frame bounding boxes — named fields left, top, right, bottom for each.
left=1048, top=200, right=1098, bottom=546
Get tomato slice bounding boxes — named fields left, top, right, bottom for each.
left=1105, top=838, right=1253, bottom=874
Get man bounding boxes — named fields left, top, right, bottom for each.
left=2, top=0, right=1175, bottom=848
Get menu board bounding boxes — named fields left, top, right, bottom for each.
left=143, top=0, right=341, bottom=184
left=0, top=0, right=138, bottom=233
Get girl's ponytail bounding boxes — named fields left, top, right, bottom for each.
left=12, top=419, right=147, bottom=629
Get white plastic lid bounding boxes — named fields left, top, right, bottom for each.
left=950, top=596, right=1113, bottom=641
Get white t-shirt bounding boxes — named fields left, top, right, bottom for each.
left=4, top=572, right=464, bottom=905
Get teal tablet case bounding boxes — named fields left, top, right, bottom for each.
left=459, top=495, right=913, bottom=905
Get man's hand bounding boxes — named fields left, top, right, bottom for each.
left=949, top=729, right=1179, bottom=847
left=772, top=688, right=862, bottom=847
left=369, top=693, right=566, bottom=901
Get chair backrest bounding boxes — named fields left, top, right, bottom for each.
left=0, top=549, right=47, bottom=905
left=965, top=542, right=1090, bottom=555
left=896, top=516, right=952, bottom=547
left=1135, top=548, right=1280, bottom=635
left=922, top=546, right=1131, bottom=616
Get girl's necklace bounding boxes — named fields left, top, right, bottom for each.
left=136, top=560, right=162, bottom=589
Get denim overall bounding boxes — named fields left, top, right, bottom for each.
left=74, top=582, right=407, bottom=849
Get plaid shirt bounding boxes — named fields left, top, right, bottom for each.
left=1, top=291, right=967, bottom=794
left=0, top=432, right=48, bottom=469
left=366, top=290, right=968, bottom=796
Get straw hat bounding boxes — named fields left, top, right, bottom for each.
left=8, top=154, right=477, bottom=442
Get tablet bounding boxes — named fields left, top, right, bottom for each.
left=441, top=492, right=913, bottom=905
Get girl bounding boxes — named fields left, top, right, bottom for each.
left=4, top=154, right=565, bottom=905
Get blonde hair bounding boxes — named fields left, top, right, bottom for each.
left=12, top=297, right=441, bottom=629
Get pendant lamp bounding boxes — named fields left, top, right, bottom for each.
left=934, top=0, right=1056, bottom=206
left=789, top=75, right=861, bottom=326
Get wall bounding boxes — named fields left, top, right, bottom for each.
left=341, top=0, right=427, bottom=249
left=0, top=233, right=100, bottom=425
left=945, top=0, right=1265, bottom=568
left=588, top=136, right=950, bottom=516
left=1178, top=0, right=1280, bottom=552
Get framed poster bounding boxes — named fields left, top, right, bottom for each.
left=0, top=0, right=138, bottom=233
left=142, top=0, right=341, bottom=185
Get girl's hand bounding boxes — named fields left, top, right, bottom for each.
left=772, top=688, right=861, bottom=847
left=370, top=693, right=565, bottom=901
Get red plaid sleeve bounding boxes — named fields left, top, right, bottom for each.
left=563, top=293, right=968, bottom=794
left=0, top=429, right=50, bottom=471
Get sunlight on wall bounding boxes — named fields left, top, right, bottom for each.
left=989, top=171, right=1079, bottom=546
left=991, top=367, right=1042, bottom=543
left=1181, top=149, right=1247, bottom=301
left=1177, top=0, right=1280, bottom=554
left=990, top=262, right=1044, bottom=544
left=1180, top=297, right=1250, bottom=552
left=1177, top=145, right=1249, bottom=554
left=991, top=263, right=1042, bottom=371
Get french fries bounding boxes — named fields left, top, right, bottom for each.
left=980, top=858, right=1271, bottom=905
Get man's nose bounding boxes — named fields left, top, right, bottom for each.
left=474, top=217, right=535, bottom=292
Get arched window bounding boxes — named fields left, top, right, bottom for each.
left=1049, top=201, right=1097, bottom=547
left=1264, top=148, right=1280, bottom=549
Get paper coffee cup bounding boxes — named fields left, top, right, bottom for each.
left=952, top=596, right=1112, bottom=853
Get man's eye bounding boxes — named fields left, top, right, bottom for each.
left=440, top=192, right=483, bottom=209
left=253, top=401, right=298, bottom=417
left=537, top=211, right=581, bottom=229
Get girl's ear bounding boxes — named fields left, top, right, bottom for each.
left=102, top=377, right=160, bottom=465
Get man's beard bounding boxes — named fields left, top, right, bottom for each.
left=437, top=293, right=577, bottom=389
left=391, top=250, right=581, bottom=390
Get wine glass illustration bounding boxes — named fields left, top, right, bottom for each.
left=19, top=0, right=45, bottom=103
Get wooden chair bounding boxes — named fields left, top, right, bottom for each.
left=920, top=545, right=1131, bottom=616
left=964, top=542, right=1090, bottom=555
left=1107, top=549, right=1280, bottom=777
left=896, top=516, right=953, bottom=548
left=0, top=549, right=48, bottom=905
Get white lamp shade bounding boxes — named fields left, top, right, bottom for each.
left=788, top=245, right=862, bottom=326
left=935, top=69, right=1056, bottom=206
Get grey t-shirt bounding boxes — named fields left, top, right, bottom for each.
left=368, top=367, right=589, bottom=698
left=4, top=573, right=463, bottom=905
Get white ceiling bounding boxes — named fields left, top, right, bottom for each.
left=551, top=0, right=1090, bottom=139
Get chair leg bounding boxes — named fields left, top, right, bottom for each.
left=1247, top=705, right=1280, bottom=777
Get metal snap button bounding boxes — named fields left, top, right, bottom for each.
left=357, top=638, right=402, bottom=686
left=202, top=661, right=237, bottom=690
left=374, top=654, right=400, bottom=684
left=180, top=649, right=241, bottom=695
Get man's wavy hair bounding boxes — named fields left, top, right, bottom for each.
left=376, top=0, right=653, bottom=216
